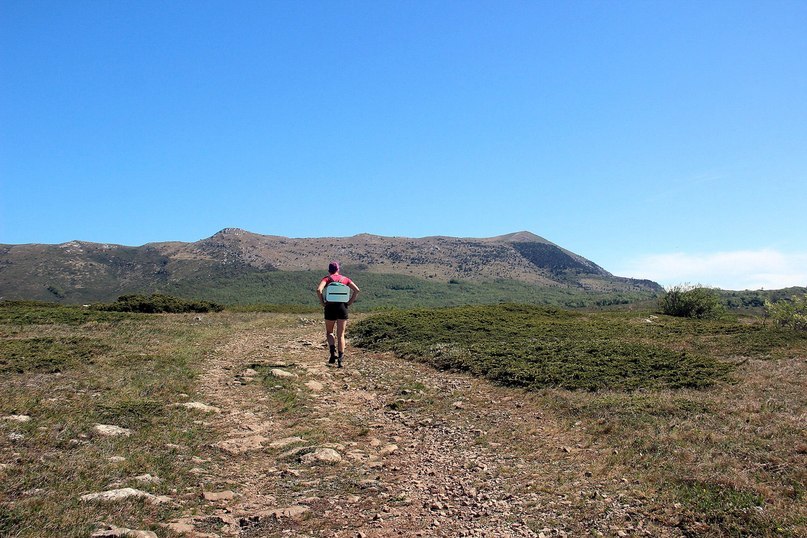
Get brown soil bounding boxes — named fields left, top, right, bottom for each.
left=173, top=314, right=684, bottom=538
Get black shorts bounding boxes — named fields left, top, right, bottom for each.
left=324, top=302, right=349, bottom=321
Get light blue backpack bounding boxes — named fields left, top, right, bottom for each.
left=324, top=275, right=350, bottom=303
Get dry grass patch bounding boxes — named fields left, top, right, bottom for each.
left=0, top=303, right=247, bottom=537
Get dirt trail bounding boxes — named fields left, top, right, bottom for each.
left=172, top=315, right=683, bottom=538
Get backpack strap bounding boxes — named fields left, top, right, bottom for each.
left=328, top=274, right=345, bottom=285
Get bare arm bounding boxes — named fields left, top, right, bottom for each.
left=347, top=281, right=360, bottom=306
left=316, top=280, right=327, bottom=306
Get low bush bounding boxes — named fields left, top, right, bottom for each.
left=96, top=294, right=223, bottom=313
left=658, top=284, right=724, bottom=319
left=765, top=293, right=807, bottom=331
left=353, top=304, right=733, bottom=391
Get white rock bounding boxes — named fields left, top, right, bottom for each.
left=177, top=402, right=221, bottom=413
left=108, top=456, right=126, bottom=463
left=270, top=368, right=297, bottom=379
left=301, top=448, right=342, bottom=464
left=3, top=415, right=31, bottom=423
left=213, top=435, right=269, bottom=455
left=92, top=524, right=158, bottom=538
left=93, top=424, right=132, bottom=437
left=261, top=505, right=310, bottom=520
left=203, top=490, right=235, bottom=501
left=379, top=444, right=399, bottom=457
left=134, top=474, right=162, bottom=484
left=80, top=487, right=170, bottom=504
left=305, top=380, right=324, bottom=392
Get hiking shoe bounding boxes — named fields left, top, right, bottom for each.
left=328, top=355, right=336, bottom=365
left=337, top=355, right=343, bottom=368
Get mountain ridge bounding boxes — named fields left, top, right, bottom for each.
left=0, top=228, right=663, bottom=304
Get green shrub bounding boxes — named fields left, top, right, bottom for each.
left=96, top=294, right=223, bottom=313
left=658, top=284, right=724, bottom=319
left=353, top=304, right=733, bottom=391
left=765, top=293, right=807, bottom=331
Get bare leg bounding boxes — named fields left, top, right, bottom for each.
left=325, top=320, right=336, bottom=355
left=336, top=319, right=347, bottom=355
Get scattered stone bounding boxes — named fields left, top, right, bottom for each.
left=279, top=445, right=313, bottom=459
left=133, top=474, right=161, bottom=484
left=164, top=520, right=195, bottom=535
left=274, top=505, right=310, bottom=519
left=80, top=487, right=170, bottom=504
left=176, top=401, right=221, bottom=413
left=213, top=435, right=269, bottom=455
left=242, top=368, right=259, bottom=377
left=2, top=415, right=31, bottom=423
left=379, top=444, right=399, bottom=457
left=270, top=368, right=297, bottom=379
left=93, top=424, right=132, bottom=437
left=203, top=490, right=235, bottom=501
left=164, top=515, right=237, bottom=537
left=108, top=456, right=126, bottom=463
left=92, top=524, right=157, bottom=538
left=346, top=450, right=367, bottom=461
left=305, top=380, right=324, bottom=392
left=453, top=401, right=465, bottom=409
left=8, top=433, right=24, bottom=442
left=269, top=436, right=305, bottom=449
left=300, top=448, right=342, bottom=464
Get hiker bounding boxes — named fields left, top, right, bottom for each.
left=316, top=261, right=360, bottom=368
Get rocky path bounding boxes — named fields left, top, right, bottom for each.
left=167, top=315, right=683, bottom=538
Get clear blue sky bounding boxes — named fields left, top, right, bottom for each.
left=2, top=1, right=805, bottom=290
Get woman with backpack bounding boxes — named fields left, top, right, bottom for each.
left=316, top=261, right=360, bottom=367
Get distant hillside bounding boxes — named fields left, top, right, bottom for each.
left=0, top=229, right=663, bottom=306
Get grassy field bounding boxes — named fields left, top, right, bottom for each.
left=0, top=302, right=247, bottom=537
left=353, top=304, right=807, bottom=536
left=2, top=301, right=806, bottom=536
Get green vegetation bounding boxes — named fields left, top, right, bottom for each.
left=165, top=269, right=657, bottom=310
left=96, top=293, right=224, bottom=313
left=352, top=303, right=807, bottom=534
left=0, top=336, right=109, bottom=374
left=353, top=304, right=745, bottom=391
left=0, top=300, right=129, bottom=325
left=766, top=292, right=807, bottom=331
left=658, top=284, right=724, bottom=319
left=720, top=286, right=807, bottom=312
